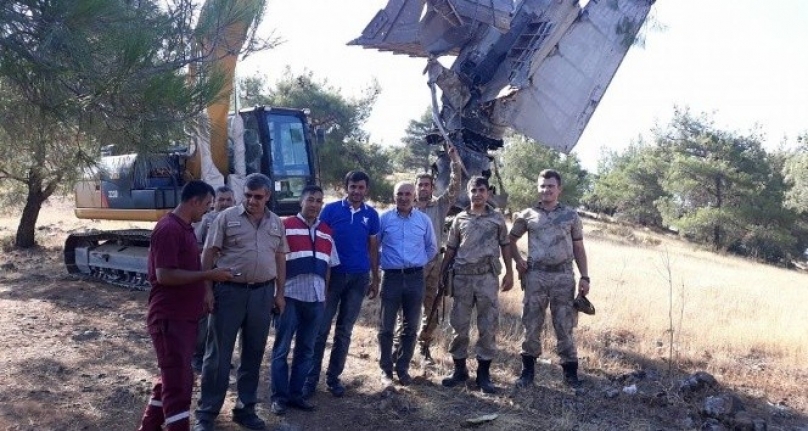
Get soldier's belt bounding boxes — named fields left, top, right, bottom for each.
left=528, top=262, right=572, bottom=273
left=453, top=264, right=494, bottom=276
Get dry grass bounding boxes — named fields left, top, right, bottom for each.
left=424, top=216, right=808, bottom=410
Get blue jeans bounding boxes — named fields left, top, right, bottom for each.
left=270, top=298, right=324, bottom=402
left=306, top=272, right=368, bottom=388
left=196, top=282, right=274, bottom=421
left=378, top=270, right=424, bottom=375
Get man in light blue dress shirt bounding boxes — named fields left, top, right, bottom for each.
left=377, top=181, right=438, bottom=386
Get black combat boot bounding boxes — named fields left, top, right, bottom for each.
left=441, top=358, right=469, bottom=387
left=475, top=359, right=497, bottom=394
left=561, top=361, right=582, bottom=388
left=515, top=355, right=536, bottom=388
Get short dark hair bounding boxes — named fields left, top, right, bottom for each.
left=415, top=173, right=434, bottom=184
left=301, top=184, right=324, bottom=199
left=344, top=170, right=370, bottom=188
left=215, top=185, right=233, bottom=194
left=181, top=180, right=215, bottom=203
left=244, top=173, right=273, bottom=193
left=538, top=169, right=562, bottom=186
left=467, top=176, right=490, bottom=190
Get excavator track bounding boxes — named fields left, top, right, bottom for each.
left=64, top=229, right=153, bottom=290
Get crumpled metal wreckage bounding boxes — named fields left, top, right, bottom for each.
left=351, top=0, right=654, bottom=209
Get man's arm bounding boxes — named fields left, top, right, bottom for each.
left=368, top=234, right=380, bottom=299
left=500, top=243, right=514, bottom=292
left=424, top=216, right=438, bottom=261
left=437, top=144, right=463, bottom=209
left=274, top=251, right=287, bottom=314
left=439, top=247, right=456, bottom=275
left=155, top=267, right=231, bottom=286
left=509, top=235, right=527, bottom=274
left=573, top=239, right=590, bottom=296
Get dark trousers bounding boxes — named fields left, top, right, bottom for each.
left=138, top=319, right=197, bottom=431
left=196, top=282, right=274, bottom=421
left=306, top=272, right=368, bottom=388
left=192, top=316, right=207, bottom=371
left=378, top=270, right=424, bottom=376
left=270, top=298, right=324, bottom=402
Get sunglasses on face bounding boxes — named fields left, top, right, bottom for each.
left=244, top=192, right=267, bottom=200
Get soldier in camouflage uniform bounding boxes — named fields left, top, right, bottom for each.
left=509, top=169, right=590, bottom=388
left=440, top=176, right=513, bottom=394
left=413, top=143, right=462, bottom=364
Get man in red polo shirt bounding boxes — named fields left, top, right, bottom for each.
left=137, top=180, right=234, bottom=431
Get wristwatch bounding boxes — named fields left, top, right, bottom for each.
left=580, top=276, right=590, bottom=282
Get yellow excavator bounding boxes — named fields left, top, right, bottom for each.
left=64, top=0, right=318, bottom=288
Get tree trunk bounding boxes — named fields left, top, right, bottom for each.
left=713, top=175, right=723, bottom=248
left=15, top=183, right=50, bottom=248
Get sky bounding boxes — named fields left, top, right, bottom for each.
left=240, top=0, right=808, bottom=172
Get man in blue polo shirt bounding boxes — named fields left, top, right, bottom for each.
left=303, top=170, right=380, bottom=399
left=378, top=181, right=437, bottom=387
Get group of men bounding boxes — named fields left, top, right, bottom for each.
left=136, top=150, right=592, bottom=431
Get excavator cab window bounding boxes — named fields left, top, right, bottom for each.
left=266, top=113, right=313, bottom=204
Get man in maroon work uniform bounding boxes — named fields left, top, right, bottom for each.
left=137, top=180, right=234, bottom=431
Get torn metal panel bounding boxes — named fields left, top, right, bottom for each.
left=349, top=0, right=427, bottom=56
left=494, top=0, right=654, bottom=153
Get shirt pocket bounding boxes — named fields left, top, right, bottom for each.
left=260, top=229, right=282, bottom=252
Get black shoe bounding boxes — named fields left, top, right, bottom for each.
left=397, top=372, right=413, bottom=386
left=301, top=383, right=315, bottom=400
left=232, top=412, right=266, bottom=430
left=327, top=381, right=346, bottom=397
left=269, top=401, right=286, bottom=416
left=475, top=359, right=497, bottom=394
left=287, top=397, right=316, bottom=411
left=515, top=355, right=536, bottom=388
left=562, top=361, right=582, bottom=389
left=192, top=419, right=214, bottom=431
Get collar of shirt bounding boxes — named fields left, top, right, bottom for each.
left=395, top=207, right=417, bottom=218
left=168, top=212, right=193, bottom=231
left=341, top=198, right=367, bottom=214
left=237, top=203, right=273, bottom=220
left=536, top=203, right=563, bottom=214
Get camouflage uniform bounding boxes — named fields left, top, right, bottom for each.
left=417, top=160, right=461, bottom=346
left=509, top=205, right=582, bottom=363
left=446, top=207, right=509, bottom=361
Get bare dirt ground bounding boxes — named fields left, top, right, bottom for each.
left=1, top=200, right=807, bottom=431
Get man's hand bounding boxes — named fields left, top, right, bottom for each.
left=501, top=272, right=514, bottom=292
left=447, top=142, right=461, bottom=163
left=514, top=259, right=527, bottom=277
left=274, top=295, right=286, bottom=315
left=368, top=276, right=380, bottom=299
left=206, top=268, right=234, bottom=283
left=578, top=278, right=590, bottom=296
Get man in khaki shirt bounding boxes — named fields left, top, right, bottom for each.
left=440, top=176, right=513, bottom=394
left=509, top=169, right=590, bottom=389
left=195, top=173, right=288, bottom=431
